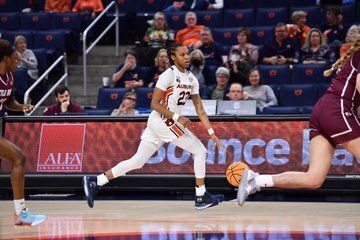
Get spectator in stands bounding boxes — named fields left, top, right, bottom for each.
left=230, top=27, right=258, bottom=69
left=72, top=0, right=104, bottom=17
left=339, top=24, right=360, bottom=57
left=14, top=35, right=38, bottom=81
left=262, top=23, right=300, bottom=65
left=227, top=83, right=251, bottom=101
left=193, top=27, right=223, bottom=67
left=287, top=11, right=311, bottom=46
left=148, top=49, right=169, bottom=88
left=222, top=48, right=250, bottom=86
left=300, top=28, right=336, bottom=65
left=244, top=68, right=277, bottom=111
left=113, top=50, right=145, bottom=88
left=202, top=67, right=230, bottom=100
left=175, top=12, right=204, bottom=47
left=111, top=92, right=138, bottom=116
left=163, top=0, right=223, bottom=12
left=189, top=49, right=206, bottom=88
left=320, top=7, right=346, bottom=46
left=138, top=12, right=174, bottom=66
left=45, top=0, right=72, bottom=12
left=43, top=86, right=84, bottom=115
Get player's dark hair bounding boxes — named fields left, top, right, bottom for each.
left=0, top=39, right=16, bottom=62
left=55, top=86, right=70, bottom=97
left=167, top=42, right=184, bottom=65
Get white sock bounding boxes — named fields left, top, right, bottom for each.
left=195, top=185, right=206, bottom=196
left=97, top=174, right=109, bottom=186
left=14, top=199, right=26, bottom=215
left=255, top=175, right=274, bottom=188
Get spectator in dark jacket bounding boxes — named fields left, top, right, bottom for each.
left=43, top=86, right=84, bottom=115
left=202, top=67, right=230, bottom=100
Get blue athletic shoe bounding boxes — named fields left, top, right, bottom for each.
left=14, top=208, right=47, bottom=227
left=83, top=176, right=99, bottom=208
left=195, top=191, right=224, bottom=210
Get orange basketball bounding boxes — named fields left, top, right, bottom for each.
left=226, top=162, right=249, bottom=187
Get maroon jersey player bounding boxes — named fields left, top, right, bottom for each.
left=237, top=39, right=360, bottom=206
left=0, top=39, right=46, bottom=226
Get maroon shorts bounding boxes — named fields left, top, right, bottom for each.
left=309, top=93, right=360, bottom=147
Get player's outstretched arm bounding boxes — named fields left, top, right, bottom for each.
left=5, top=99, right=34, bottom=113
left=192, top=94, right=222, bottom=150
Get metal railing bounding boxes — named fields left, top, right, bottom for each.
left=83, top=1, right=119, bottom=95
left=24, top=54, right=68, bottom=116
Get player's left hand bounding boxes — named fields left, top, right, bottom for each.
left=211, top=134, right=223, bottom=151
left=22, top=104, right=34, bottom=113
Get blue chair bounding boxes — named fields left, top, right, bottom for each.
left=136, top=0, right=165, bottom=13
left=96, top=88, right=130, bottom=110
left=165, top=12, right=186, bottom=30
left=34, top=31, right=65, bottom=56
left=13, top=67, right=30, bottom=103
left=20, top=13, right=51, bottom=30
left=0, top=0, right=17, bottom=12
left=136, top=87, right=154, bottom=108
left=290, top=6, right=321, bottom=26
left=196, top=10, right=222, bottom=28
left=32, top=48, right=47, bottom=76
left=262, top=107, right=302, bottom=114
left=0, top=13, right=20, bottom=30
left=258, top=65, right=291, bottom=85
left=2, top=31, right=34, bottom=49
left=257, top=0, right=286, bottom=8
left=51, top=13, right=81, bottom=31
left=248, top=26, right=273, bottom=46
left=256, top=8, right=288, bottom=26
left=203, top=65, right=218, bottom=86
left=292, top=64, right=327, bottom=84
left=223, top=0, right=256, bottom=9
left=116, top=0, right=137, bottom=13
left=302, top=106, right=314, bottom=114
left=279, top=84, right=317, bottom=107
left=267, top=84, right=279, bottom=100
left=289, top=0, right=317, bottom=6
left=223, top=9, right=255, bottom=27
left=212, top=28, right=238, bottom=47
left=84, top=109, right=112, bottom=115
left=317, top=83, right=330, bottom=99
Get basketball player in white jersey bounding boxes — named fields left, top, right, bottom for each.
left=84, top=42, right=224, bottom=210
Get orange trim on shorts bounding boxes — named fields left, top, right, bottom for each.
left=171, top=124, right=184, bottom=137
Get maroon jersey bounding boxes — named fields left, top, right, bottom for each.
left=327, top=50, right=360, bottom=109
left=0, top=71, right=15, bottom=116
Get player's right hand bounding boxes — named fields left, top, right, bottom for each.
left=178, top=116, right=193, bottom=129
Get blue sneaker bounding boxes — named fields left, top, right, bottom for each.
left=83, top=176, right=99, bottom=208
left=14, top=208, right=47, bottom=227
left=195, top=191, right=224, bottom=210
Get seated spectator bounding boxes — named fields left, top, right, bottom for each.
left=222, top=48, right=250, bottom=85
left=287, top=11, right=311, bottom=46
left=72, top=0, right=104, bottom=18
left=193, top=27, right=223, bottom=67
left=189, top=49, right=206, bottom=88
left=300, top=28, right=336, bottom=65
left=262, top=23, right=300, bottom=65
left=113, top=50, right=145, bottom=88
left=202, top=67, right=230, bottom=100
left=320, top=7, right=346, bottom=46
left=138, top=12, right=174, bottom=66
left=175, top=12, right=204, bottom=47
left=43, top=86, right=84, bottom=115
left=340, top=24, right=360, bottom=57
left=230, top=27, right=258, bottom=68
left=148, top=49, right=169, bottom=88
left=45, top=0, right=72, bottom=12
left=111, top=92, right=138, bottom=116
left=14, top=35, right=38, bottom=81
left=243, top=68, right=277, bottom=111
left=227, top=83, right=251, bottom=101
left=163, top=0, right=223, bottom=12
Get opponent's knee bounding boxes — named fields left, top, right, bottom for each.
left=13, top=151, right=25, bottom=168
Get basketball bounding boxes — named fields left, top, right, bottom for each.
left=226, top=162, right=249, bottom=187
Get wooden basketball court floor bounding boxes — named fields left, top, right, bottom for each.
left=0, top=200, right=359, bottom=239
